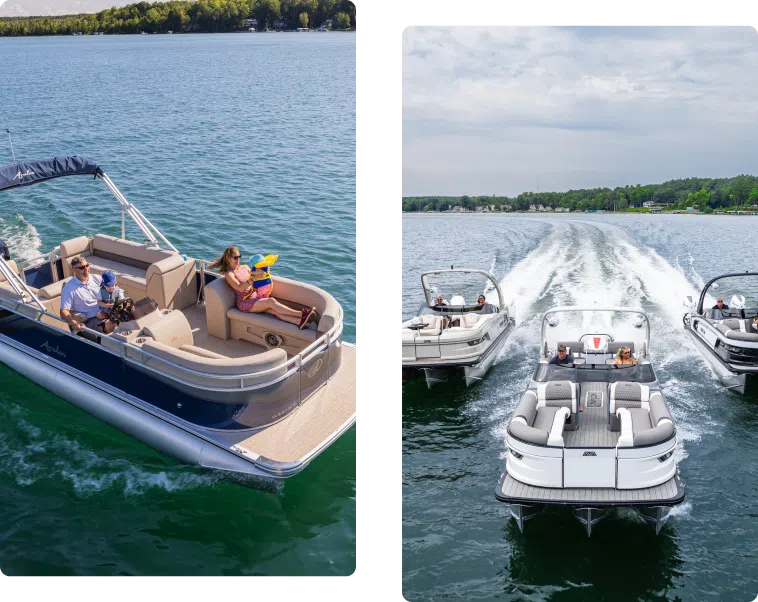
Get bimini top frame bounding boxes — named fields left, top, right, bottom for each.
left=541, top=306, right=651, bottom=353
left=0, top=155, right=177, bottom=253
left=420, top=268, right=505, bottom=311
left=695, top=272, right=758, bottom=316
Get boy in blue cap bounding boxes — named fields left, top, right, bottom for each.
left=96, top=270, right=125, bottom=321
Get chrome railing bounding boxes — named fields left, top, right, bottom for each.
left=0, top=293, right=343, bottom=402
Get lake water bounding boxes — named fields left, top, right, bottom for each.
left=0, top=33, right=355, bottom=576
left=403, top=213, right=758, bottom=601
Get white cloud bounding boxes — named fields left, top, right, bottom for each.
left=0, top=0, right=135, bottom=17
left=403, top=26, right=758, bottom=196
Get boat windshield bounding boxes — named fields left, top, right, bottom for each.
left=533, top=362, right=656, bottom=383
left=415, top=303, right=496, bottom=316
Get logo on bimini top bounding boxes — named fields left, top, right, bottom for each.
left=593, top=337, right=601, bottom=349
left=40, top=341, right=66, bottom=358
left=12, top=168, right=35, bottom=181
left=582, top=451, right=597, bottom=457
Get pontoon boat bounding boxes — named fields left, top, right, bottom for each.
left=495, top=306, right=684, bottom=535
left=0, top=156, right=355, bottom=482
left=402, top=268, right=515, bottom=387
left=683, top=272, right=758, bottom=394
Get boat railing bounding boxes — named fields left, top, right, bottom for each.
left=0, top=293, right=343, bottom=401
left=17, top=246, right=62, bottom=284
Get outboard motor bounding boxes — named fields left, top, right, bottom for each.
left=0, top=239, right=9, bottom=261
left=731, top=295, right=746, bottom=310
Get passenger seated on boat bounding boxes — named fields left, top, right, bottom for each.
left=713, top=297, right=729, bottom=311
left=476, top=295, right=498, bottom=313
left=60, top=256, right=118, bottom=334
left=435, top=295, right=448, bottom=307
left=613, top=346, right=637, bottom=366
left=95, top=271, right=125, bottom=323
left=549, top=344, right=575, bottom=366
left=210, top=246, right=316, bottom=330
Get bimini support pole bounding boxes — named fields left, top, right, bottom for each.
left=99, top=172, right=178, bottom=253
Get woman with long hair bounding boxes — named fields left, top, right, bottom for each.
left=613, top=346, right=637, bottom=366
left=209, top=246, right=317, bottom=329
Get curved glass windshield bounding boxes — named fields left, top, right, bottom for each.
left=533, top=363, right=656, bottom=383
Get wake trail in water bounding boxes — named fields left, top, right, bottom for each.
left=0, top=214, right=42, bottom=261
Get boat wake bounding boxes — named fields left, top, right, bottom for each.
left=0, top=213, right=42, bottom=262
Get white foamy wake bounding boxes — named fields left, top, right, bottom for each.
left=0, top=214, right=43, bottom=262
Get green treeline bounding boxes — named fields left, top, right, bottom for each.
left=0, top=0, right=355, bottom=36
left=403, top=174, right=758, bottom=214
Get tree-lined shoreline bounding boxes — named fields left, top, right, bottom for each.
left=0, top=0, right=355, bottom=37
left=402, top=174, right=758, bottom=214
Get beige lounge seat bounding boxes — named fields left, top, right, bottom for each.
left=204, top=275, right=341, bottom=356
left=59, top=234, right=196, bottom=310
left=140, top=339, right=288, bottom=388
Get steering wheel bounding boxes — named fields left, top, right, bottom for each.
left=108, top=297, right=134, bottom=322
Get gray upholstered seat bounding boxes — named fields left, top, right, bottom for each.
left=613, top=385, right=675, bottom=447
left=714, top=319, right=758, bottom=342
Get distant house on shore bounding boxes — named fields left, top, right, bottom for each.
left=273, top=18, right=287, bottom=30
left=319, top=19, right=333, bottom=31
left=244, top=19, right=258, bottom=29
left=555, top=207, right=569, bottom=213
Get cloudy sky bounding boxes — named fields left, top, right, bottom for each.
left=403, top=27, right=758, bottom=197
left=0, top=0, right=132, bottom=17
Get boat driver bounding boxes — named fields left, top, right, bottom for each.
left=549, top=344, right=575, bottom=366
left=60, top=256, right=118, bottom=335
left=712, top=297, right=729, bottom=310
left=435, top=295, right=448, bottom=307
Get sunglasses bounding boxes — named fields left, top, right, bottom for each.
left=231, top=255, right=241, bottom=260
left=75, top=264, right=90, bottom=270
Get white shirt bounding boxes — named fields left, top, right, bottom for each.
left=60, top=274, right=103, bottom=319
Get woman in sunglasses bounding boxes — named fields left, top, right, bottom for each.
left=613, top=346, right=637, bottom=366
left=210, top=246, right=316, bottom=329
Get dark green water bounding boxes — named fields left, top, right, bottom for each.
left=403, top=214, right=758, bottom=601
left=0, top=33, right=354, bottom=576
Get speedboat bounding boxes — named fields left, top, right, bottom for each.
left=0, top=156, right=355, bottom=482
left=402, top=268, right=515, bottom=387
left=495, top=306, right=684, bottom=536
left=683, top=272, right=758, bottom=394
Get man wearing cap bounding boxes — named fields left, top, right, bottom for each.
left=549, top=344, right=575, bottom=366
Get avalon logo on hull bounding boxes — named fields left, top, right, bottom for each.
left=12, top=168, right=35, bottom=181
left=40, top=341, right=66, bottom=358
left=304, top=358, right=323, bottom=378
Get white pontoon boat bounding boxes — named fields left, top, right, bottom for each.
left=495, top=306, right=684, bottom=536
left=683, top=272, right=758, bottom=394
left=402, top=268, right=515, bottom=387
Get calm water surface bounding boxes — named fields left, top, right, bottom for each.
left=403, top=214, right=758, bottom=601
left=0, top=33, right=355, bottom=575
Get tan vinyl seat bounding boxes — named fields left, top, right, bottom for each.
left=204, top=275, right=341, bottom=355
left=59, top=234, right=196, bottom=310
left=140, top=339, right=288, bottom=387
